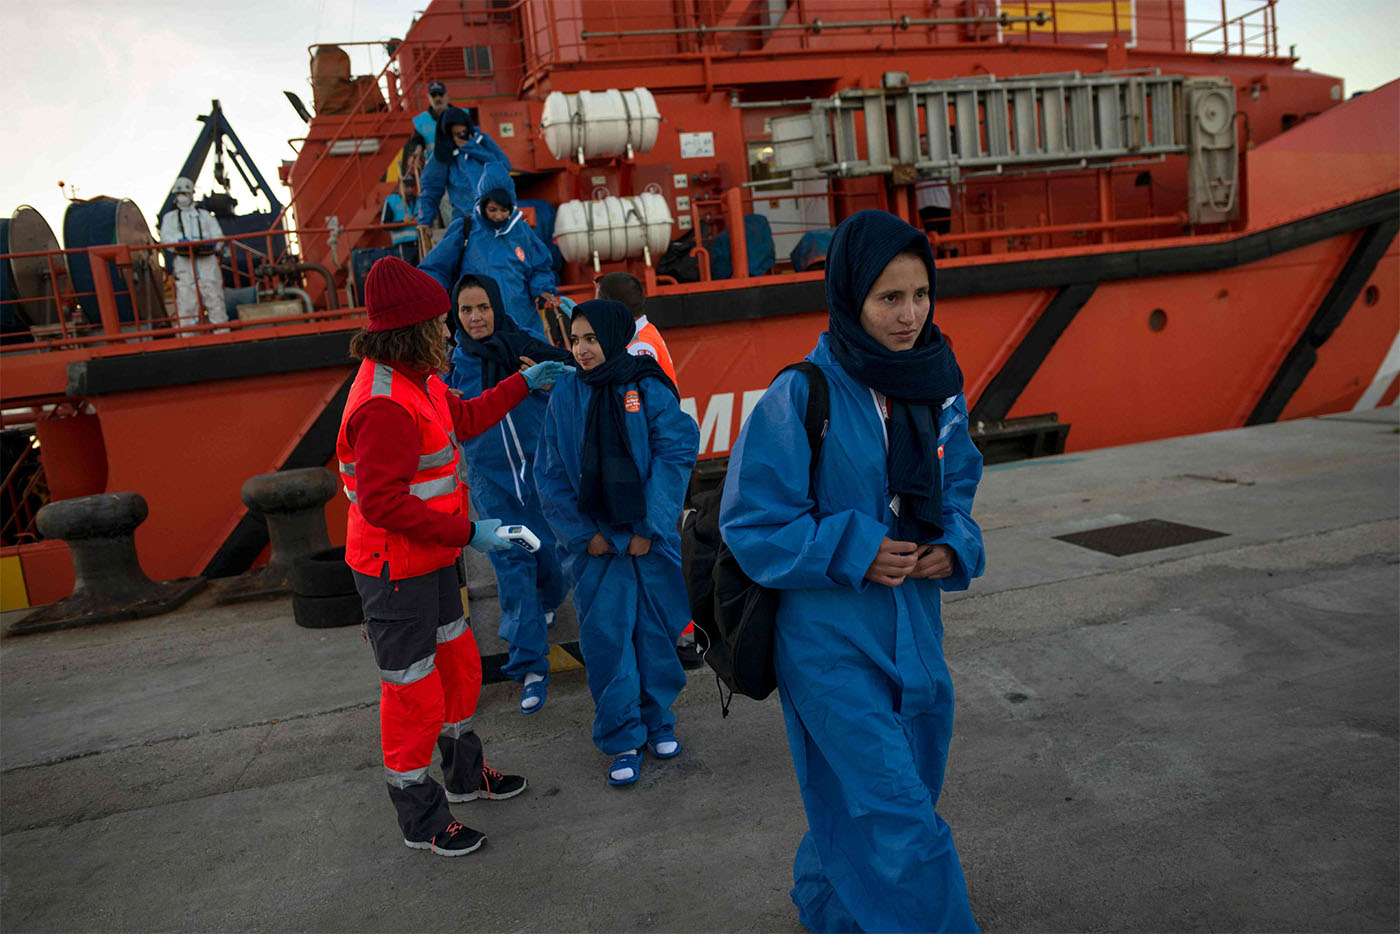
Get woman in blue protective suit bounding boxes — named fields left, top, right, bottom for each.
left=446, top=271, right=574, bottom=714
left=719, top=210, right=984, bottom=933
left=419, top=161, right=556, bottom=338
left=534, top=300, right=700, bottom=787
left=417, top=106, right=510, bottom=228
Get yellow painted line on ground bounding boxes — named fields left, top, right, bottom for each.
left=0, top=555, right=29, bottom=611
left=549, top=643, right=586, bottom=673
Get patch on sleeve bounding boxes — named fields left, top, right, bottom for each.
left=624, top=390, right=642, bottom=413
left=514, top=246, right=526, bottom=262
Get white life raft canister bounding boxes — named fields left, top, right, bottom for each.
left=554, top=194, right=673, bottom=264
left=540, top=88, right=661, bottom=161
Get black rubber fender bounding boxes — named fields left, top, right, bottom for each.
left=289, top=546, right=354, bottom=598
left=292, top=591, right=363, bottom=629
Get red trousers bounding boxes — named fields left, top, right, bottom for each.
left=354, top=562, right=484, bottom=841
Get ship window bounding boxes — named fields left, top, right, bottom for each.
left=462, top=46, right=493, bottom=76
left=748, top=142, right=791, bottom=192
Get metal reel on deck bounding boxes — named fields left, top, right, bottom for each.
left=113, top=200, right=166, bottom=323
left=65, top=198, right=166, bottom=325
left=8, top=205, right=69, bottom=327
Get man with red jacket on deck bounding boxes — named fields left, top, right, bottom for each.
left=337, top=256, right=572, bottom=857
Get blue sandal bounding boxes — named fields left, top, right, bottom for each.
left=607, top=750, right=642, bottom=786
left=647, top=729, right=682, bottom=760
left=520, top=676, right=548, bottom=715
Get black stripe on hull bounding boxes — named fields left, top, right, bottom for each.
left=970, top=282, right=1097, bottom=424
left=1247, top=217, right=1400, bottom=426
left=201, top=374, right=355, bottom=578
left=67, top=331, right=354, bottom=396
left=646, top=191, right=1400, bottom=330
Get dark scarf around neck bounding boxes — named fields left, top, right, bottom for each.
left=825, top=209, right=964, bottom=544
left=573, top=299, right=678, bottom=527
left=452, top=272, right=569, bottom=389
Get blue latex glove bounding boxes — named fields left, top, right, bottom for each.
left=521, top=360, right=574, bottom=390
left=557, top=296, right=578, bottom=318
left=469, top=518, right=513, bottom=553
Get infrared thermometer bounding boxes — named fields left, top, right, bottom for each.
left=498, top=524, right=541, bottom=553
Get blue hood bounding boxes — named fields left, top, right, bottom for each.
left=475, top=161, right=519, bottom=228
left=433, top=106, right=474, bottom=164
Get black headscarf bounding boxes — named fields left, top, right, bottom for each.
left=573, top=300, right=679, bottom=526
left=450, top=272, right=570, bottom=389
left=825, top=209, right=963, bottom=544
left=432, top=106, right=473, bottom=164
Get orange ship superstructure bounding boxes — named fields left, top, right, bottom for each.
left=3, top=1, right=1396, bottom=609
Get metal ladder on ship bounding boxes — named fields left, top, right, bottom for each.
left=771, top=70, right=1239, bottom=224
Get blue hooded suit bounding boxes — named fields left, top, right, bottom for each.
left=534, top=302, right=700, bottom=755
left=719, top=211, right=984, bottom=933
left=416, top=107, right=511, bottom=227
left=419, top=161, right=555, bottom=337
left=445, top=272, right=570, bottom=681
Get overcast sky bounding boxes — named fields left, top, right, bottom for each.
left=2, top=0, right=1396, bottom=244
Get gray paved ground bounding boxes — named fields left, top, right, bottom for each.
left=2, top=407, right=1396, bottom=932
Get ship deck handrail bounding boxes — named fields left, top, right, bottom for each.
left=277, top=31, right=455, bottom=231
left=5, top=171, right=1393, bottom=360
left=0, top=222, right=414, bottom=354
left=513, top=0, right=1284, bottom=82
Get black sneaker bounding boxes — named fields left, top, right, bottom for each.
left=448, top=764, right=528, bottom=802
left=676, top=640, right=705, bottom=670
left=403, top=819, right=485, bottom=857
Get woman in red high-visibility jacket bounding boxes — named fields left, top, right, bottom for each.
left=336, top=256, right=571, bottom=858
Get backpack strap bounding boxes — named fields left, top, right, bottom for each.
left=774, top=361, right=830, bottom=493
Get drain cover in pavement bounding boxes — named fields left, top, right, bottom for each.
left=1054, top=519, right=1227, bottom=556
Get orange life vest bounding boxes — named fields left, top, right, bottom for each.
left=336, top=359, right=466, bottom=579
left=628, top=318, right=679, bottom=389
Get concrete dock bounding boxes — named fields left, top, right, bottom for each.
left=2, top=407, right=1396, bottom=932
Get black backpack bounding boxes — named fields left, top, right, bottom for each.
left=657, top=229, right=701, bottom=283
left=682, top=362, right=829, bottom=715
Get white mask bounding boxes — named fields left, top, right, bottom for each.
left=175, top=193, right=193, bottom=209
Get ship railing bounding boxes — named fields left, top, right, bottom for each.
left=0, top=222, right=412, bottom=354
left=651, top=180, right=1194, bottom=291
left=280, top=31, right=456, bottom=234
left=519, top=0, right=1066, bottom=80
left=0, top=431, right=47, bottom=547
left=1187, top=0, right=1279, bottom=57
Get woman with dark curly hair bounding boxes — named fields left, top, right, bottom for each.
left=336, top=256, right=570, bottom=857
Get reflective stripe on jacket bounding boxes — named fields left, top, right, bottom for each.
left=627, top=317, right=678, bottom=389
left=336, top=359, right=467, bottom=578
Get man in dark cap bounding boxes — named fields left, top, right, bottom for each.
left=413, top=80, right=450, bottom=152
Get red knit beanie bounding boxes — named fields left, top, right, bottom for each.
left=363, top=256, right=448, bottom=332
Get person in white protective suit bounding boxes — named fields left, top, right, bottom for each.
left=159, top=177, right=228, bottom=334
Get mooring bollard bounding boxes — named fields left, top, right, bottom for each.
left=215, top=467, right=337, bottom=603
left=10, top=492, right=205, bottom=635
